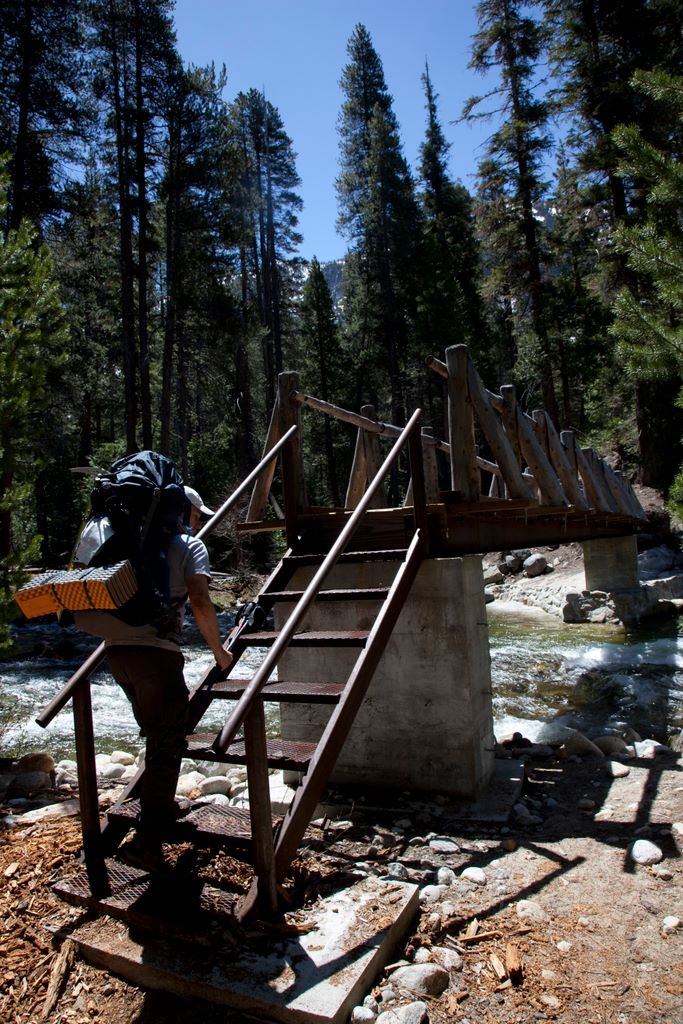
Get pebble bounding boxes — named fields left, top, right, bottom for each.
left=197, top=775, right=232, bottom=796
left=652, top=866, right=674, bottom=881
left=109, top=750, right=135, bottom=765
left=433, top=946, right=463, bottom=972
left=633, top=740, right=671, bottom=758
left=672, top=822, right=683, bottom=856
left=556, top=940, right=572, bottom=952
left=662, top=916, right=680, bottom=935
left=428, top=839, right=459, bottom=854
left=540, top=994, right=561, bottom=1009
left=351, top=1007, right=376, bottom=1023
left=461, top=866, right=487, bottom=886
left=577, top=798, right=596, bottom=810
left=630, top=839, right=664, bottom=865
left=386, top=863, right=410, bottom=881
left=412, top=947, right=432, bottom=964
left=418, top=884, right=447, bottom=904
left=364, top=995, right=379, bottom=1013
left=500, top=838, right=517, bottom=852
left=516, top=899, right=548, bottom=925
left=390, top=963, right=450, bottom=997
left=376, top=1002, right=428, bottom=1024
left=607, top=760, right=630, bottom=778
left=176, top=771, right=206, bottom=796
left=437, top=866, right=456, bottom=886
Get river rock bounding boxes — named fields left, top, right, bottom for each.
left=194, top=793, right=230, bottom=808
left=672, top=823, right=683, bottom=856
left=110, top=750, right=135, bottom=765
left=390, top=963, right=449, bottom=997
left=630, top=839, right=663, bottom=865
left=351, top=1007, right=377, bottom=1023
left=376, top=1002, right=428, bottom=1024
left=484, top=565, right=504, bottom=585
left=437, top=866, right=456, bottom=886
left=197, top=775, right=232, bottom=796
left=176, top=770, right=206, bottom=796
left=633, top=739, right=672, bottom=758
left=503, top=554, right=522, bottom=574
left=593, top=735, right=627, bottom=755
left=662, top=916, right=681, bottom=935
left=419, top=884, right=447, bottom=904
left=8, top=771, right=52, bottom=797
left=433, top=946, right=463, bottom=972
left=461, top=866, right=487, bottom=886
left=98, top=763, right=126, bottom=780
left=16, top=752, right=55, bottom=774
left=607, top=760, right=630, bottom=778
left=516, top=899, right=548, bottom=925
left=558, top=732, right=605, bottom=759
left=523, top=553, right=547, bottom=577
left=387, top=862, right=410, bottom=881
left=428, top=838, right=459, bottom=854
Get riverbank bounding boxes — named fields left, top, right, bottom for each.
left=0, top=727, right=682, bottom=1024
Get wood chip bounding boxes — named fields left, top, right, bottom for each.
left=506, top=941, right=523, bottom=984
left=4, top=863, right=20, bottom=878
left=42, top=938, right=76, bottom=1019
left=490, top=952, right=508, bottom=980
left=460, top=929, right=502, bottom=944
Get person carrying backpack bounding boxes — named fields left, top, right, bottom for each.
left=73, top=460, right=232, bottom=874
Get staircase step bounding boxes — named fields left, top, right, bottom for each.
left=284, top=548, right=407, bottom=567
left=265, top=587, right=389, bottom=602
left=106, top=800, right=278, bottom=850
left=187, top=734, right=317, bottom=770
left=238, top=630, right=369, bottom=648
left=207, top=679, right=345, bottom=703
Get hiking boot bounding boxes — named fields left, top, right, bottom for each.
left=118, top=836, right=167, bottom=875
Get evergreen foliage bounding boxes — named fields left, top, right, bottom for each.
left=0, top=164, right=68, bottom=648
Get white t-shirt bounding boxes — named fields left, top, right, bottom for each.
left=74, top=533, right=211, bottom=652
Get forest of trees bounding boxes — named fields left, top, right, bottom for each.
left=2, top=0, right=683, bottom=641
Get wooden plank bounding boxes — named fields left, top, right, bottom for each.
left=501, top=393, right=566, bottom=506
left=499, top=384, right=521, bottom=469
left=446, top=345, right=479, bottom=501
left=466, top=354, right=534, bottom=500
left=278, top=372, right=306, bottom=545
left=583, top=448, right=618, bottom=512
left=421, top=426, right=440, bottom=505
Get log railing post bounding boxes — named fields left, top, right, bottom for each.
left=73, top=679, right=108, bottom=897
left=445, top=345, right=479, bottom=501
left=538, top=412, right=588, bottom=510
left=246, top=398, right=283, bottom=522
left=243, top=702, right=278, bottom=914
left=361, top=405, right=386, bottom=509
left=345, top=426, right=367, bottom=509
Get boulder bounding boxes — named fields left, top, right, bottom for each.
left=8, top=771, right=52, bottom=797
left=523, top=553, right=547, bottom=578
left=484, top=564, right=504, bottom=585
left=16, top=752, right=55, bottom=774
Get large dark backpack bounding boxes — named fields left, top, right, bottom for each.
left=85, top=451, right=188, bottom=629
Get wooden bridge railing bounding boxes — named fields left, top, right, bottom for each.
left=246, top=349, right=644, bottom=527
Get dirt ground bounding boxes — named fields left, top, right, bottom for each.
left=1, top=742, right=682, bottom=1024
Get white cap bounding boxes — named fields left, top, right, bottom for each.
left=184, top=485, right=215, bottom=517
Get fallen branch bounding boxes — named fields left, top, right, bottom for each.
left=42, top=939, right=76, bottom=1019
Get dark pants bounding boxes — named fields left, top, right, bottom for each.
left=106, top=646, right=188, bottom=837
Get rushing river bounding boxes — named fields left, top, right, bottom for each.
left=1, top=605, right=682, bottom=762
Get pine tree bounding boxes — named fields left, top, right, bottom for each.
left=299, top=259, right=346, bottom=505
left=466, top=0, right=558, bottom=420
left=0, top=164, right=68, bottom=647
left=610, top=70, right=683, bottom=495
left=0, top=0, right=88, bottom=231
left=336, top=24, right=422, bottom=436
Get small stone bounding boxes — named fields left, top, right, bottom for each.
left=364, top=995, right=379, bottom=1013
left=176, top=771, right=206, bottom=796
left=418, top=884, right=447, bottom=904
left=433, top=946, right=463, bottom=972
left=652, top=866, right=674, bottom=881
left=376, top=1002, right=429, bottom=1024
left=197, top=775, right=232, bottom=796
left=672, top=822, right=683, bottom=856
left=607, top=760, right=630, bottom=778
left=437, top=866, right=456, bottom=886
left=428, top=838, right=460, bottom=854
left=412, top=947, right=432, bottom=964
left=577, top=798, right=596, bottom=810
left=630, top=839, right=663, bottom=865
left=662, top=916, right=680, bottom=935
left=109, top=750, right=135, bottom=765
left=461, top=866, right=487, bottom=886
left=390, top=963, right=450, bottom=997
left=542, top=969, right=559, bottom=981
left=540, top=994, right=561, bottom=1009
left=516, top=899, right=548, bottom=925
left=556, top=940, right=572, bottom=952
left=351, top=1007, right=376, bottom=1023
left=386, top=862, right=410, bottom=881
left=501, top=838, right=517, bottom=852
left=378, top=985, right=398, bottom=1005
left=98, top=763, right=126, bottom=780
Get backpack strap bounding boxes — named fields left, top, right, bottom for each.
left=140, top=487, right=161, bottom=545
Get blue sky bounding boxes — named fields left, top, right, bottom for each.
left=173, top=1, right=496, bottom=262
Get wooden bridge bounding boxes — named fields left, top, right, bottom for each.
left=37, top=344, right=644, bottom=925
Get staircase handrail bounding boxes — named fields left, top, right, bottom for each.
left=212, top=407, right=424, bottom=754
left=35, top=425, right=299, bottom=730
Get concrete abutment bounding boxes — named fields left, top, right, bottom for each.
left=276, top=555, right=495, bottom=798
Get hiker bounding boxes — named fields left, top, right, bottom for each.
left=76, top=484, right=232, bottom=873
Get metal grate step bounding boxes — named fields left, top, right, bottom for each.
left=264, top=587, right=389, bottom=602
left=206, top=678, right=346, bottom=703
left=186, top=735, right=317, bottom=770
left=238, top=630, right=369, bottom=648
left=106, top=800, right=279, bottom=849
left=284, top=548, right=407, bottom=567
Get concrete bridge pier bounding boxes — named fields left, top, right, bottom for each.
left=276, top=555, right=495, bottom=799
left=582, top=535, right=639, bottom=592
